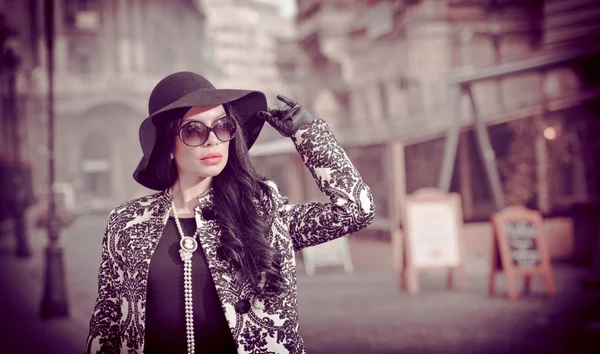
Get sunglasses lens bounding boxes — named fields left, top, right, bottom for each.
left=180, top=122, right=208, bottom=146
left=213, top=117, right=236, bottom=142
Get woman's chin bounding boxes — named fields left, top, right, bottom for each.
left=196, top=165, right=226, bottom=177
left=179, top=162, right=227, bottom=179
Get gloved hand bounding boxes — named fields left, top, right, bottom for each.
left=257, top=95, right=316, bottom=138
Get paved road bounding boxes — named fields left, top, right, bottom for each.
left=1, top=213, right=599, bottom=354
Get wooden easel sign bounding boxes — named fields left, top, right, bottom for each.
left=401, top=188, right=467, bottom=295
left=489, top=206, right=555, bottom=301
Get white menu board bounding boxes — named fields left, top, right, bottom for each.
left=406, top=199, right=461, bottom=268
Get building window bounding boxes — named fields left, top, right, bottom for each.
left=378, top=81, right=388, bottom=119
left=70, top=40, right=95, bottom=77
left=81, top=131, right=111, bottom=199
left=64, top=0, right=93, bottom=26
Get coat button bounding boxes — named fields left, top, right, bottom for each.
left=201, top=207, right=216, bottom=220
left=235, top=299, right=251, bottom=314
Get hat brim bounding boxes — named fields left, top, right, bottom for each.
left=133, top=88, right=268, bottom=191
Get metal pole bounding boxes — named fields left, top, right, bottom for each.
left=446, top=45, right=600, bottom=85
left=535, top=70, right=550, bottom=213
left=465, top=85, right=506, bottom=210
left=40, top=0, right=69, bottom=318
left=387, top=142, right=406, bottom=272
left=438, top=85, right=462, bottom=192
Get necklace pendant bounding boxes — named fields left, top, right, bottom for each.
left=180, top=235, right=198, bottom=253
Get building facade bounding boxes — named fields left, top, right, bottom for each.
left=201, top=0, right=296, bottom=142
left=256, top=0, right=600, bottom=260
left=22, top=0, right=214, bottom=212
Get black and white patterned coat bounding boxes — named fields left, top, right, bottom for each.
left=85, top=119, right=375, bottom=354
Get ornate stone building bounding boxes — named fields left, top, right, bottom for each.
left=201, top=0, right=296, bottom=142
left=259, top=0, right=600, bottom=262
left=24, top=0, right=214, bottom=211
left=3, top=0, right=299, bottom=215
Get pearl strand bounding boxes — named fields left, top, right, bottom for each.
left=171, top=200, right=200, bottom=354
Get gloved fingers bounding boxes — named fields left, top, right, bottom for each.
left=269, top=106, right=292, bottom=120
left=268, top=107, right=290, bottom=118
left=276, top=94, right=298, bottom=108
left=281, top=105, right=304, bottom=121
left=258, top=110, right=289, bottom=135
left=262, top=110, right=286, bottom=129
left=256, top=110, right=273, bottom=121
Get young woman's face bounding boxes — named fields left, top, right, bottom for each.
left=173, top=105, right=232, bottom=180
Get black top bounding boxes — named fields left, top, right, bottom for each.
left=144, top=216, right=237, bottom=354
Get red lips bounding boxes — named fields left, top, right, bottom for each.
left=201, top=152, right=222, bottom=164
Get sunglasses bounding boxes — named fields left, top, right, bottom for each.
left=177, top=116, right=236, bottom=147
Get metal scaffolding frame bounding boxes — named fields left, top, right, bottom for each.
left=438, top=45, right=600, bottom=211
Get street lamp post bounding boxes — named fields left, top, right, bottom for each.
left=40, top=0, right=69, bottom=318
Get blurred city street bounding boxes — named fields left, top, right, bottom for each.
left=1, top=213, right=599, bottom=354
left=1, top=0, right=600, bottom=353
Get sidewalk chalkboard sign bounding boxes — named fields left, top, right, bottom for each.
left=505, top=220, right=541, bottom=269
left=489, top=206, right=555, bottom=301
left=401, top=188, right=467, bottom=295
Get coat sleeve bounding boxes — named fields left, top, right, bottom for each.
left=84, top=210, right=122, bottom=354
left=270, top=118, right=375, bottom=252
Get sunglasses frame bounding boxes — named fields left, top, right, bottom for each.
left=177, top=116, right=236, bottom=147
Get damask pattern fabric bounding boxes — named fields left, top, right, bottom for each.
left=84, top=119, right=375, bottom=354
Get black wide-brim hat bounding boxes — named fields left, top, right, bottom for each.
left=133, top=71, right=267, bottom=190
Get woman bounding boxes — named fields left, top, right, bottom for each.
left=85, top=71, right=374, bottom=354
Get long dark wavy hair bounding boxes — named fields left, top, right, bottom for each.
left=151, top=104, right=285, bottom=294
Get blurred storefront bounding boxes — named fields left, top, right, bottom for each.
left=256, top=0, right=600, bottom=264
left=23, top=0, right=215, bottom=212
left=202, top=0, right=297, bottom=143
left=2, top=0, right=299, bottom=219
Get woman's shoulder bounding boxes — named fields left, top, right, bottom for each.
left=258, top=179, right=282, bottom=196
left=258, top=179, right=287, bottom=205
left=108, top=191, right=165, bottom=221
left=260, top=179, right=278, bottom=192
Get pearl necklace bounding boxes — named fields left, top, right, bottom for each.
left=171, top=199, right=201, bottom=354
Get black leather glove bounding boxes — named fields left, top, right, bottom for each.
left=257, top=95, right=316, bottom=138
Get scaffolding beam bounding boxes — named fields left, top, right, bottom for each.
left=466, top=86, right=506, bottom=210
left=447, top=45, right=600, bottom=85
left=438, top=86, right=463, bottom=193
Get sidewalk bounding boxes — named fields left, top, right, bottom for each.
left=0, top=214, right=91, bottom=354
left=0, top=253, right=87, bottom=354
left=1, top=214, right=599, bottom=354
left=297, top=267, right=600, bottom=354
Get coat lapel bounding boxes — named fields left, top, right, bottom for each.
left=118, top=190, right=172, bottom=353
left=192, top=190, right=247, bottom=342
